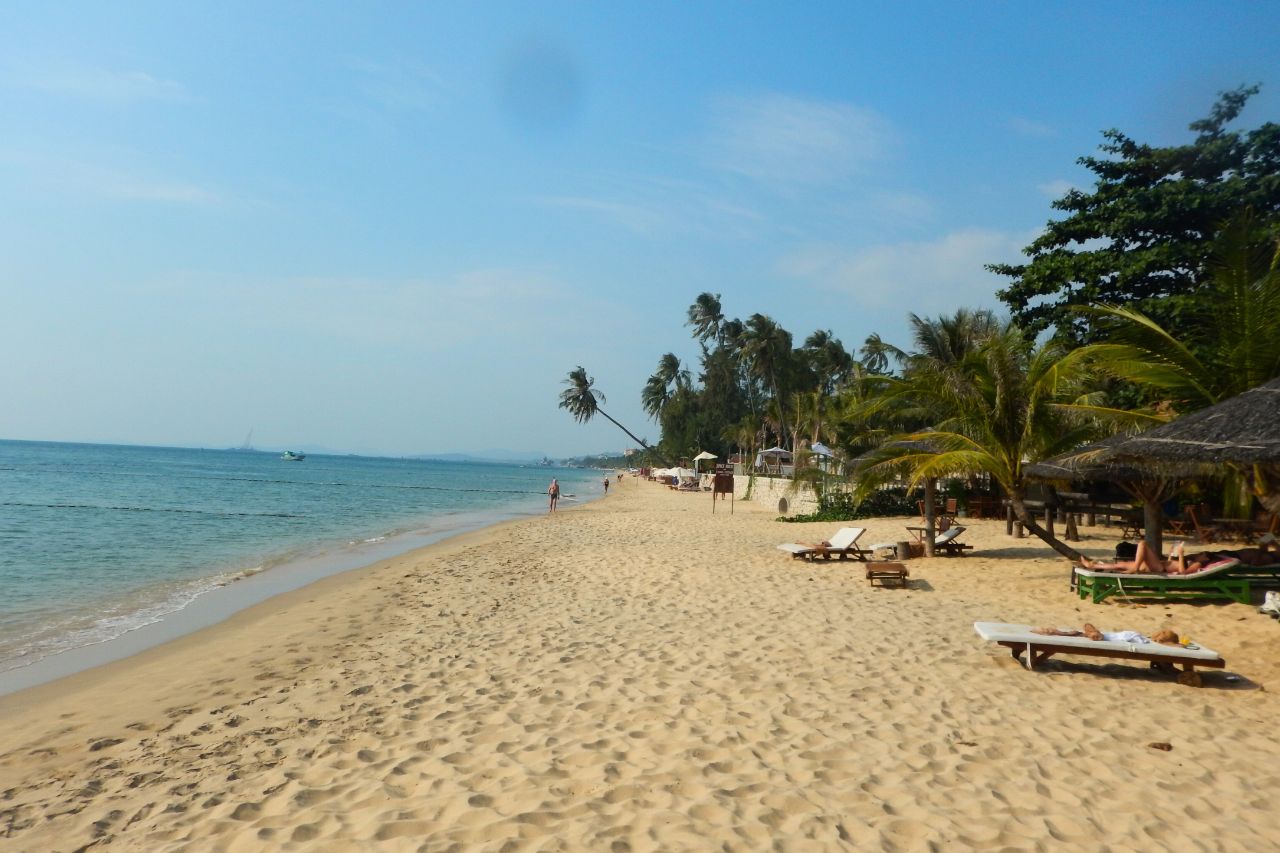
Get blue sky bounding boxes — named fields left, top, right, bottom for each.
left=2, top=2, right=1277, bottom=457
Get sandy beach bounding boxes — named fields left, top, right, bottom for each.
left=2, top=479, right=1279, bottom=851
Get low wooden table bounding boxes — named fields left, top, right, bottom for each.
left=866, top=562, right=910, bottom=588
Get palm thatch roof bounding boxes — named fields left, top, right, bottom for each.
left=1024, top=433, right=1160, bottom=483
left=1104, top=377, right=1280, bottom=468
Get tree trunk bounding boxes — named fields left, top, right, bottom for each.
left=598, top=409, right=671, bottom=466
left=924, top=479, right=937, bottom=558
left=1143, top=499, right=1164, bottom=556
left=1009, top=489, right=1084, bottom=562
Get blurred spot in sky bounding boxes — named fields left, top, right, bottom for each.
left=497, top=37, right=582, bottom=132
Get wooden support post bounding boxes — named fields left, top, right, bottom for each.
left=1006, top=503, right=1015, bottom=536
left=1065, top=513, right=1079, bottom=542
left=923, top=479, right=937, bottom=558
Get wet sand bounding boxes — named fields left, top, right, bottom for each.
left=2, top=479, right=1278, bottom=850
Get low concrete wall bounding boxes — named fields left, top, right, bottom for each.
left=735, top=475, right=819, bottom=517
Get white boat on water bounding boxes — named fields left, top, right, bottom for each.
left=281, top=450, right=306, bottom=461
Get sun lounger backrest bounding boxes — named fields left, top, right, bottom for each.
left=936, top=526, right=964, bottom=544
left=827, top=527, right=865, bottom=550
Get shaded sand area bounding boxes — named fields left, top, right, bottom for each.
left=3, top=480, right=1279, bottom=851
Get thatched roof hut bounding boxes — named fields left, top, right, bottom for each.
left=1025, top=433, right=1177, bottom=552
left=1105, top=377, right=1280, bottom=468
left=1024, top=433, right=1157, bottom=483
left=1105, top=377, right=1280, bottom=516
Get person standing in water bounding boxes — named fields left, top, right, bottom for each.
left=547, top=478, right=561, bottom=513
left=603, top=477, right=610, bottom=494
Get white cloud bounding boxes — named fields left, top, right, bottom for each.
left=707, top=93, right=894, bottom=187
left=776, top=228, right=1031, bottom=311
left=1037, top=179, right=1077, bottom=198
left=533, top=195, right=665, bottom=234
left=1009, top=117, right=1056, bottom=138
left=2, top=63, right=185, bottom=101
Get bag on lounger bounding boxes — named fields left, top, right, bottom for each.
left=1115, top=541, right=1138, bottom=561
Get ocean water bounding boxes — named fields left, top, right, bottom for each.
left=0, top=440, right=600, bottom=675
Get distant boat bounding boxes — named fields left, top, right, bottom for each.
left=281, top=450, right=306, bottom=461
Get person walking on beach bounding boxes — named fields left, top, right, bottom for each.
left=603, top=477, right=610, bottom=494
left=548, top=478, right=560, bottom=513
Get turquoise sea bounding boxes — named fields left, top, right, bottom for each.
left=0, top=441, right=600, bottom=676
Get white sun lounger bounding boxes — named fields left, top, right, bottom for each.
left=776, top=526, right=869, bottom=562
left=974, top=621, right=1225, bottom=686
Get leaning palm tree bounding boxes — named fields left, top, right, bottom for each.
left=560, top=367, right=666, bottom=462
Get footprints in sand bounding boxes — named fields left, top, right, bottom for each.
left=2, top=493, right=1278, bottom=850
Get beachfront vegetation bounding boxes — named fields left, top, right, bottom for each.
left=851, top=316, right=1149, bottom=559
left=992, top=85, right=1280, bottom=344
left=556, top=85, right=1280, bottom=551
left=1077, top=209, right=1280, bottom=413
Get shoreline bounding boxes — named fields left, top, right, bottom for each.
left=0, top=496, right=592, bottom=698
left=3, top=479, right=1277, bottom=850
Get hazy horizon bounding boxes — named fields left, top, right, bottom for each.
left=3, top=2, right=1276, bottom=456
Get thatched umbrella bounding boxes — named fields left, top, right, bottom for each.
left=1103, top=377, right=1280, bottom=516
left=1025, top=433, right=1178, bottom=554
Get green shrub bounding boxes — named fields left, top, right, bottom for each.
left=780, top=488, right=917, bottom=522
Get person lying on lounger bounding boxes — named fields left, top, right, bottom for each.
left=1078, top=541, right=1209, bottom=575
left=1206, top=542, right=1280, bottom=567
left=1032, top=624, right=1180, bottom=644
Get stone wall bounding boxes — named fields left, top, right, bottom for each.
left=734, top=475, right=819, bottom=517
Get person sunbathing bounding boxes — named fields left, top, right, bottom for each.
left=1079, top=541, right=1209, bottom=575
left=1032, top=624, right=1180, bottom=644
left=1212, top=543, right=1280, bottom=567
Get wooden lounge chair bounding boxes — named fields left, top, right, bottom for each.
left=865, top=562, right=909, bottom=588
left=1072, top=558, right=1246, bottom=604
left=973, top=622, right=1225, bottom=687
left=934, top=526, right=973, bottom=556
left=776, top=526, right=870, bottom=562
left=1185, top=504, right=1221, bottom=544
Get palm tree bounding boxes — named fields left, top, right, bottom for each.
left=1076, top=212, right=1280, bottom=516
left=738, top=313, right=795, bottom=446
left=560, top=367, right=665, bottom=461
left=686, top=292, right=724, bottom=348
left=802, top=330, right=854, bottom=396
left=855, top=320, right=1140, bottom=561
left=859, top=333, right=904, bottom=375
left=640, top=353, right=691, bottom=420
left=905, top=308, right=1001, bottom=367
left=1078, top=211, right=1280, bottom=412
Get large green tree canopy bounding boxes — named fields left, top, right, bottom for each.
left=992, top=85, right=1280, bottom=341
